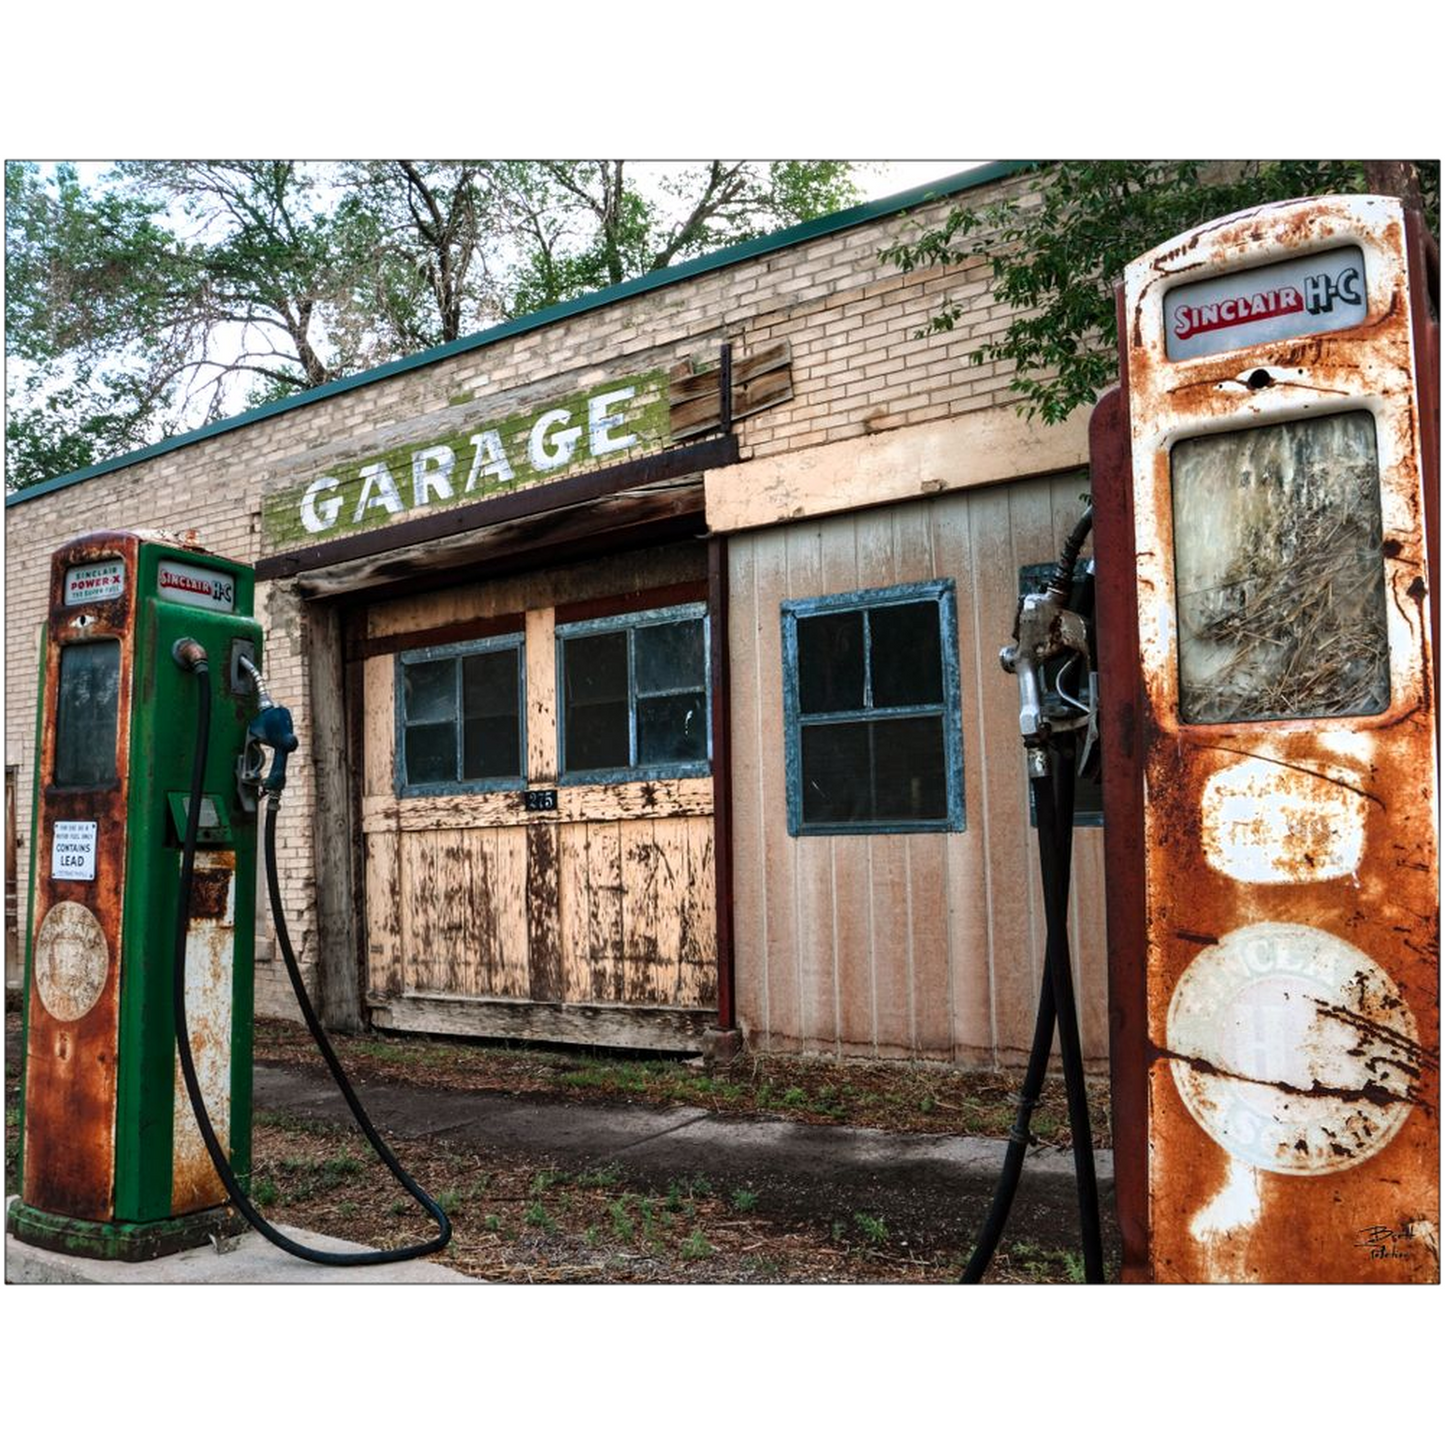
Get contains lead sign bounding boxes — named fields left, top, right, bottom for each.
left=51, top=820, right=98, bottom=880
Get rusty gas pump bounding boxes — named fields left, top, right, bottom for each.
left=1091, top=195, right=1440, bottom=1282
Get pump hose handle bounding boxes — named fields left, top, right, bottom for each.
left=171, top=641, right=451, bottom=1266
left=248, top=704, right=297, bottom=795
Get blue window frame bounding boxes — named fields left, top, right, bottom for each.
left=556, top=603, right=711, bottom=785
left=394, top=633, right=526, bottom=795
left=781, top=580, right=964, bottom=835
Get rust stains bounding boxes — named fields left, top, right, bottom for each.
left=1109, top=196, right=1440, bottom=1281
left=22, top=533, right=142, bottom=1223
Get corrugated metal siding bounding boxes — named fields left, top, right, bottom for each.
left=728, top=474, right=1108, bottom=1067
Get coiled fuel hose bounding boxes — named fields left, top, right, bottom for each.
left=171, top=648, right=452, bottom=1266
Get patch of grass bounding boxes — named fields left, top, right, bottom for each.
left=530, top=1168, right=568, bottom=1196
left=780, top=1086, right=808, bottom=1108
left=730, top=1188, right=759, bottom=1213
left=1005, top=1241, right=1086, bottom=1282
left=273, top=1148, right=364, bottom=1202
left=680, top=1228, right=712, bottom=1261
left=254, top=1109, right=342, bottom=1137
left=483, top=1214, right=502, bottom=1232
left=853, top=1212, right=889, bottom=1246
left=523, top=1201, right=556, bottom=1233
left=251, top=1177, right=279, bottom=1208
left=575, top=1163, right=622, bottom=1188
left=609, top=1198, right=636, bottom=1242
left=349, top=1040, right=413, bottom=1063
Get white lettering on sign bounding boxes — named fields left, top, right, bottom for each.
left=64, top=560, right=126, bottom=605
left=1165, top=245, right=1369, bottom=361
left=301, top=475, right=345, bottom=533
left=51, top=820, right=98, bottom=881
left=463, top=430, right=515, bottom=492
left=269, top=374, right=665, bottom=548
left=157, top=561, right=237, bottom=613
left=528, top=408, right=584, bottom=470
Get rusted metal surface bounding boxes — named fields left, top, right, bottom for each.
left=1092, top=376, right=1153, bottom=1280
left=171, top=851, right=235, bottom=1214
left=1112, top=197, right=1439, bottom=1281
left=22, top=531, right=140, bottom=1221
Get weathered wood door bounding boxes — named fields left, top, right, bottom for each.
left=359, top=579, right=719, bottom=1050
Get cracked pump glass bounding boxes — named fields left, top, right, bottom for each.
left=1171, top=412, right=1391, bottom=724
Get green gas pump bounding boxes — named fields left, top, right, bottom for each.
left=10, top=527, right=451, bottom=1268
left=10, top=530, right=262, bottom=1260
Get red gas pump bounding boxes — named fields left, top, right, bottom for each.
left=1092, top=194, right=1439, bottom=1282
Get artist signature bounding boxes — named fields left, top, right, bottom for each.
left=1355, top=1223, right=1416, bottom=1260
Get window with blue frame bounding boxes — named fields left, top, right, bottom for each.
left=395, top=633, right=526, bottom=794
left=556, top=603, right=710, bottom=783
left=781, top=581, right=964, bottom=835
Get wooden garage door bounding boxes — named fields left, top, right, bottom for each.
left=360, top=596, right=718, bottom=1048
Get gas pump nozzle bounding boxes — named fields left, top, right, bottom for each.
left=1000, top=589, right=1093, bottom=772
left=238, top=654, right=298, bottom=798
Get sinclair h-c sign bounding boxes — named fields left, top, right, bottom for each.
left=261, top=369, right=671, bottom=551
left=1164, top=244, right=1368, bottom=361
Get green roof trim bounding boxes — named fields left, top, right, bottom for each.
left=7, top=161, right=1032, bottom=510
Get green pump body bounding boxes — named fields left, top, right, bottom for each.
left=9, top=530, right=263, bottom=1260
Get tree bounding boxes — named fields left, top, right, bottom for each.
left=880, top=160, right=1441, bottom=425
left=5, top=160, right=862, bottom=493
left=497, top=161, right=860, bottom=315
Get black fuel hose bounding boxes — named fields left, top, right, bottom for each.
left=172, top=658, right=452, bottom=1266
left=959, top=748, right=1071, bottom=1282
left=1030, top=744, right=1104, bottom=1282
left=961, top=505, right=1105, bottom=1282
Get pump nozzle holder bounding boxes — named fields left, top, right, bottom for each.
left=172, top=638, right=209, bottom=672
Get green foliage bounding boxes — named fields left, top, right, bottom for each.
left=730, top=1187, right=759, bottom=1213
left=499, top=161, right=860, bottom=316
left=852, top=1211, right=889, bottom=1246
left=680, top=1228, right=713, bottom=1261
left=523, top=1200, right=556, bottom=1233
left=880, top=160, right=1441, bottom=426
left=6, top=159, right=861, bottom=492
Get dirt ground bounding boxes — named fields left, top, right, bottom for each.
left=7, top=1001, right=1118, bottom=1283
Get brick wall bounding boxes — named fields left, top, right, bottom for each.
left=5, top=168, right=1042, bottom=1015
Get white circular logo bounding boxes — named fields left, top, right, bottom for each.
left=1166, top=922, right=1419, bottom=1176
left=34, top=900, right=110, bottom=1022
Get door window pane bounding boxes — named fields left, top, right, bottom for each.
left=562, top=631, right=630, bottom=771
left=1172, top=412, right=1390, bottom=723
left=635, top=618, right=705, bottom=695
left=397, top=637, right=523, bottom=792
left=557, top=604, right=711, bottom=780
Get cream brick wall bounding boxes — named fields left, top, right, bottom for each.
left=6, top=168, right=1048, bottom=1017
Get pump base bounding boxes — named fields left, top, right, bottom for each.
left=6, top=1198, right=247, bottom=1263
